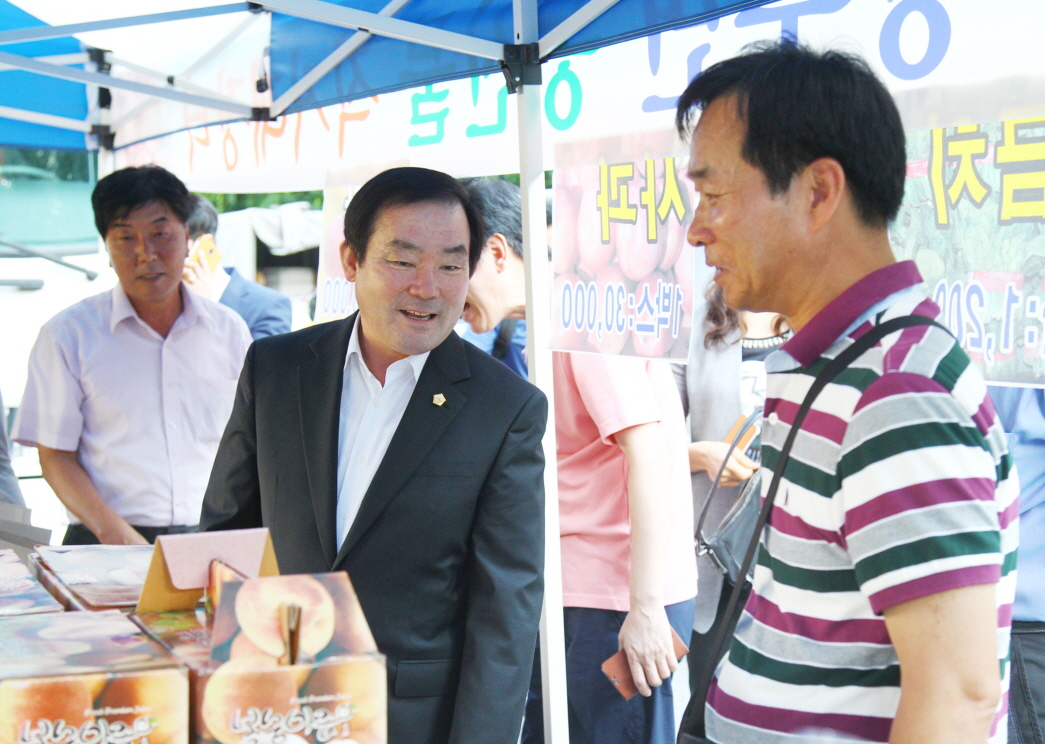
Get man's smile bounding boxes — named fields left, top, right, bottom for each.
left=401, top=309, right=437, bottom=321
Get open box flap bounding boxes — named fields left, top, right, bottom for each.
left=136, top=528, right=279, bottom=612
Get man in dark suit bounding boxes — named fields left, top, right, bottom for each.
left=200, top=167, right=548, bottom=744
left=184, top=195, right=292, bottom=338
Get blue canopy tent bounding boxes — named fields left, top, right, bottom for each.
left=0, top=0, right=769, bottom=151
left=0, top=1, right=770, bottom=737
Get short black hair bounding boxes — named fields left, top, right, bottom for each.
left=460, top=177, right=523, bottom=258
left=676, top=40, right=905, bottom=228
left=186, top=194, right=219, bottom=240
left=343, top=167, right=484, bottom=275
left=91, top=165, right=194, bottom=238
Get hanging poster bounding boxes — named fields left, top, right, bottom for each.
left=551, top=133, right=693, bottom=360
left=894, top=118, right=1045, bottom=385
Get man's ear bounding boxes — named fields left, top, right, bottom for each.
left=485, top=233, right=511, bottom=271
left=341, top=241, right=359, bottom=281
left=803, top=157, right=847, bottom=234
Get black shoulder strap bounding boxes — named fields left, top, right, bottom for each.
left=491, top=319, right=518, bottom=360
left=695, top=408, right=761, bottom=550
left=678, top=314, right=948, bottom=743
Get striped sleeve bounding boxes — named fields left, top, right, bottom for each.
left=838, top=372, right=1002, bottom=614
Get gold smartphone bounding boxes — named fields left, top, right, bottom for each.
left=191, top=234, right=222, bottom=272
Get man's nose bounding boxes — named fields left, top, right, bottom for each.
left=410, top=264, right=439, bottom=298
left=687, top=216, right=712, bottom=247
left=135, top=237, right=160, bottom=262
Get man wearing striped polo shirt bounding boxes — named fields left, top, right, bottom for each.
left=677, top=42, right=1018, bottom=744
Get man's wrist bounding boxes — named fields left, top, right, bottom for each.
left=629, top=595, right=665, bottom=612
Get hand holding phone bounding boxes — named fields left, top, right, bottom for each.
left=601, top=626, right=689, bottom=700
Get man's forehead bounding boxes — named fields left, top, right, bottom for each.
left=111, top=200, right=176, bottom=227
left=688, top=98, right=746, bottom=178
left=371, top=200, right=469, bottom=245
left=384, top=237, right=467, bottom=255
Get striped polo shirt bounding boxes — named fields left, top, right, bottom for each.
left=706, top=261, right=1018, bottom=744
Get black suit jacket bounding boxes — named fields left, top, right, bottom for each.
left=200, top=313, right=547, bottom=744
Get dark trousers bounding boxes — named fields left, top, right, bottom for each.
left=1010, top=621, right=1045, bottom=744
left=522, top=598, right=696, bottom=744
left=62, top=523, right=197, bottom=545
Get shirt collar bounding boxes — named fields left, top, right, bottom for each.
left=179, top=282, right=206, bottom=328
left=110, top=282, right=206, bottom=334
left=780, top=260, right=923, bottom=368
left=345, top=314, right=430, bottom=383
left=110, top=283, right=139, bottom=332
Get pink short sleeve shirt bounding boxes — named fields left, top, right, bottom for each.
left=553, top=351, right=697, bottom=611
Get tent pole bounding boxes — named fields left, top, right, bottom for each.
left=110, top=11, right=263, bottom=132
left=0, top=104, right=90, bottom=132
left=0, top=50, right=255, bottom=117
left=0, top=4, right=254, bottom=46
left=96, top=148, right=116, bottom=180
left=538, top=0, right=621, bottom=58
left=260, top=0, right=502, bottom=60
left=514, top=1, right=568, bottom=742
left=270, top=0, right=412, bottom=118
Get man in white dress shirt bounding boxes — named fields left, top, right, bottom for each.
left=14, top=165, right=251, bottom=544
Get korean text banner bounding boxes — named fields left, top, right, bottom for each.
left=894, top=118, right=1045, bottom=386
left=551, top=150, right=693, bottom=360
left=118, top=1, right=1045, bottom=192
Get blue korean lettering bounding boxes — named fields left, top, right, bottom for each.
left=635, top=284, right=657, bottom=335
left=879, top=0, right=951, bottom=81
left=408, top=85, right=450, bottom=147
left=643, top=39, right=710, bottom=113
left=466, top=75, right=508, bottom=138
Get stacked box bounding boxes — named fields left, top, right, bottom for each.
left=0, top=610, right=188, bottom=744
left=30, top=545, right=153, bottom=611
left=135, top=598, right=386, bottom=744
left=0, top=549, right=62, bottom=616
left=132, top=530, right=388, bottom=744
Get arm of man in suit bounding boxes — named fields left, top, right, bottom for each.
left=250, top=293, right=293, bottom=339
left=200, top=341, right=263, bottom=530
left=449, top=389, right=548, bottom=744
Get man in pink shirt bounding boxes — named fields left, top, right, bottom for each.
left=552, top=351, right=697, bottom=743
left=461, top=176, right=697, bottom=743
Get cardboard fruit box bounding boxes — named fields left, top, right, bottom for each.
left=29, top=545, right=154, bottom=611
left=131, top=529, right=387, bottom=744
left=0, top=549, right=63, bottom=616
left=0, top=609, right=189, bottom=744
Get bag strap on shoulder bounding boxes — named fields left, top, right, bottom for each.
left=678, top=313, right=948, bottom=743
left=491, top=319, right=518, bottom=361
left=695, top=407, right=762, bottom=553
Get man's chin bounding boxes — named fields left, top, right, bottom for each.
left=396, top=326, right=457, bottom=356
left=462, top=306, right=496, bottom=335
left=468, top=320, right=497, bottom=335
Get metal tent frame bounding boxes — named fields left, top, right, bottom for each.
left=0, top=1, right=773, bottom=738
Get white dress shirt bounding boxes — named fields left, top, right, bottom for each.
left=13, top=283, right=252, bottom=527
left=336, top=315, right=429, bottom=550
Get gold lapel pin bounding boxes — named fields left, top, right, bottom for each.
left=432, top=393, right=446, bottom=407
